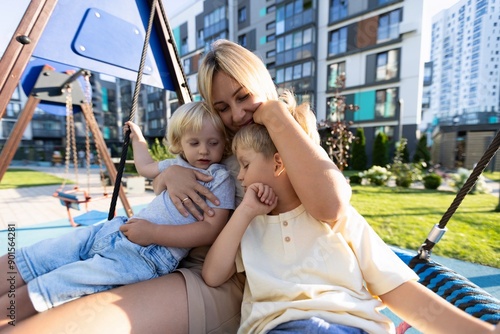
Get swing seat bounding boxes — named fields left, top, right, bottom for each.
left=54, top=190, right=111, bottom=227
left=73, top=210, right=109, bottom=226
left=393, top=248, right=500, bottom=332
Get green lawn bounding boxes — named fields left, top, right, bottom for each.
left=0, top=168, right=69, bottom=189
left=350, top=185, right=499, bottom=268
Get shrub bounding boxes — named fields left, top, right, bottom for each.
left=372, top=132, right=389, bottom=167
left=351, top=128, right=367, bottom=171
left=359, top=166, right=391, bottom=186
left=449, top=168, right=489, bottom=194
left=388, top=139, right=423, bottom=188
left=349, top=174, right=362, bottom=185
left=423, top=173, right=442, bottom=190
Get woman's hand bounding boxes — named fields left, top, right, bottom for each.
left=154, top=165, right=220, bottom=221
left=120, top=218, right=156, bottom=246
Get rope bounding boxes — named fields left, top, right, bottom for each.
left=419, top=131, right=500, bottom=257
left=108, top=0, right=158, bottom=220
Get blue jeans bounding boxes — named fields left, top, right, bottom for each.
left=17, top=216, right=178, bottom=312
left=268, top=317, right=368, bottom=334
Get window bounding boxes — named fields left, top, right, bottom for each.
left=238, top=34, right=247, bottom=47
left=267, top=49, right=276, bottom=58
left=267, top=5, right=276, bottom=14
left=183, top=58, right=191, bottom=75
left=376, top=49, right=399, bottom=81
left=378, top=9, right=401, bottom=42
left=5, top=102, right=21, bottom=118
left=238, top=7, right=247, bottom=23
left=328, top=27, right=347, bottom=56
left=267, top=34, right=276, bottom=42
left=375, top=88, right=397, bottom=118
left=266, top=21, right=276, bottom=30
left=327, top=62, right=346, bottom=90
left=329, top=0, right=348, bottom=23
left=181, top=37, right=188, bottom=56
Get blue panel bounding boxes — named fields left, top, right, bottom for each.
left=354, top=91, right=375, bottom=121
left=29, top=0, right=175, bottom=90
left=73, top=8, right=152, bottom=75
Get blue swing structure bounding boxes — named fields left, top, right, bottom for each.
left=0, top=0, right=498, bottom=332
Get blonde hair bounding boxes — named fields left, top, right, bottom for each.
left=167, top=101, right=229, bottom=157
left=232, top=123, right=277, bottom=159
left=198, top=39, right=320, bottom=144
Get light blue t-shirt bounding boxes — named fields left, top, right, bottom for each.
left=134, top=156, right=236, bottom=260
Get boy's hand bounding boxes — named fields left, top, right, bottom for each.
left=240, top=183, right=277, bottom=216
left=120, top=218, right=156, bottom=246
left=124, top=121, right=146, bottom=142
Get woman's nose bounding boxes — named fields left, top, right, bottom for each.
left=231, top=107, right=246, bottom=123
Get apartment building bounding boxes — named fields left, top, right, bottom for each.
left=426, top=0, right=500, bottom=170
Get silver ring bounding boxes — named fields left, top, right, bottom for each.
left=181, top=197, right=189, bottom=204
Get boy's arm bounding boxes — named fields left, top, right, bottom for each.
left=202, top=183, right=277, bottom=287
left=380, top=280, right=495, bottom=333
left=125, top=121, right=160, bottom=179
left=120, top=207, right=230, bottom=248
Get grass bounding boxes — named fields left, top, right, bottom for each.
left=350, top=185, right=499, bottom=268
left=0, top=168, right=69, bottom=189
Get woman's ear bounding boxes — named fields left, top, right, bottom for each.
left=273, top=153, right=285, bottom=177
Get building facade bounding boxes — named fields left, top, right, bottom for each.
left=425, top=0, right=500, bottom=170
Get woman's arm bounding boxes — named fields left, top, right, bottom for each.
left=152, top=165, right=220, bottom=221
left=253, top=100, right=351, bottom=224
left=203, top=183, right=277, bottom=287
left=126, top=121, right=160, bottom=179
left=0, top=273, right=189, bottom=334
left=380, top=280, right=495, bottom=334
left=120, top=208, right=230, bottom=248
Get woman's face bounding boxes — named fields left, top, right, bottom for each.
left=211, top=71, right=264, bottom=134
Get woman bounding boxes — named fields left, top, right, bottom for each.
left=2, top=39, right=350, bottom=333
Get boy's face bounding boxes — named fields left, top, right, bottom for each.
left=236, top=147, right=275, bottom=191
left=180, top=121, right=225, bottom=169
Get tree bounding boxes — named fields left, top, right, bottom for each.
left=318, top=73, right=358, bottom=171
left=413, top=134, right=431, bottom=164
left=372, top=132, right=389, bottom=167
left=351, top=127, right=367, bottom=171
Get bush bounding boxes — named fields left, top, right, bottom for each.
left=349, top=174, right=362, bottom=185
left=359, top=166, right=391, bottom=186
left=351, top=128, right=367, bottom=171
left=372, top=132, right=389, bottom=167
left=449, top=168, right=489, bottom=194
left=423, top=173, right=442, bottom=190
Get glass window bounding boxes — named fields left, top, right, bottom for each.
left=303, top=27, right=312, bottom=44
left=285, top=66, right=293, bottom=81
left=328, top=27, right=347, bottom=56
left=327, top=61, right=346, bottom=89
left=375, top=88, right=397, bottom=118
left=285, top=34, right=293, bottom=50
left=293, top=31, right=302, bottom=47
left=238, top=7, right=247, bottom=23
left=238, top=34, right=247, bottom=47
left=303, top=61, right=312, bottom=77
left=293, top=64, right=302, bottom=79
left=378, top=9, right=401, bottom=42
left=276, top=37, right=284, bottom=52
left=276, top=68, right=284, bottom=83
left=376, top=49, right=398, bottom=81
left=329, top=0, right=348, bottom=23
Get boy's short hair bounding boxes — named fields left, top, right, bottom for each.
left=232, top=124, right=276, bottom=159
left=167, top=101, right=230, bottom=157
